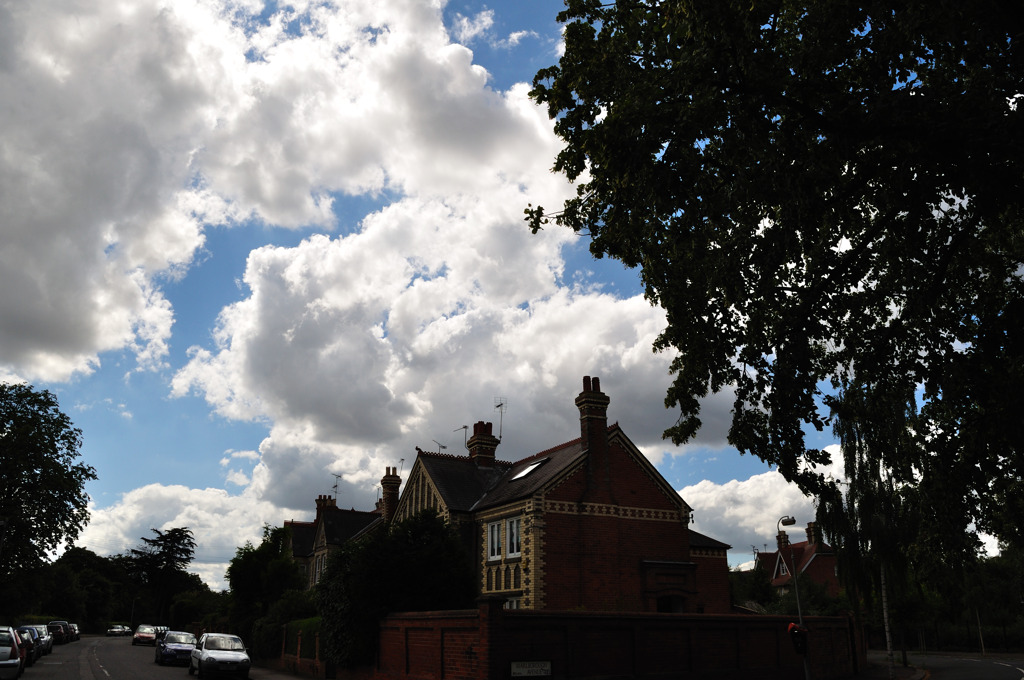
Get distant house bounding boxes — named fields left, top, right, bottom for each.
left=285, top=495, right=381, bottom=589
left=755, top=522, right=840, bottom=598
left=381, top=376, right=733, bottom=614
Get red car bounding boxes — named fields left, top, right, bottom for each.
left=132, top=624, right=158, bottom=645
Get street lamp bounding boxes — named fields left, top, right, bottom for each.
left=777, top=516, right=804, bottom=625
left=778, top=515, right=810, bottom=680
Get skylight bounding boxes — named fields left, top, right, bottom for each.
left=510, top=458, right=549, bottom=481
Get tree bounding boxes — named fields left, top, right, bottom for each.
left=316, top=511, right=475, bottom=668
left=527, top=1, right=1024, bottom=527
left=128, top=527, right=197, bottom=621
left=0, top=383, right=96, bottom=572
left=226, top=525, right=306, bottom=643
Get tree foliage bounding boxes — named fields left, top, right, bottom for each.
left=0, top=383, right=96, bottom=572
left=316, top=511, right=476, bottom=668
left=226, top=525, right=306, bottom=644
left=127, top=527, right=199, bottom=622
left=528, top=0, right=1024, bottom=535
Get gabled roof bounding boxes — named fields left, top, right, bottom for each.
left=286, top=521, right=316, bottom=558
left=471, top=437, right=585, bottom=511
left=415, top=423, right=694, bottom=515
left=689, top=528, right=732, bottom=551
left=320, top=507, right=380, bottom=546
left=759, top=538, right=835, bottom=587
left=416, top=452, right=512, bottom=512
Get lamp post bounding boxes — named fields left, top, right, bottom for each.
left=777, top=515, right=804, bottom=625
left=779, top=515, right=810, bottom=680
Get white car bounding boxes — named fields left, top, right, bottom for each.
left=189, top=633, right=251, bottom=679
left=0, top=627, right=23, bottom=680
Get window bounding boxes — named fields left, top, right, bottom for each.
left=511, top=458, right=548, bottom=480
left=779, top=560, right=788, bottom=576
left=506, top=517, right=522, bottom=557
left=487, top=522, right=502, bottom=561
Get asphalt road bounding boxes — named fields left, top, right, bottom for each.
left=890, top=650, right=1024, bottom=680
left=25, top=635, right=300, bottom=680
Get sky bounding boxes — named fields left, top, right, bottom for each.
left=1, top=0, right=842, bottom=590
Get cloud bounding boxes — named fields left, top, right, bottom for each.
left=683, top=471, right=818, bottom=565
left=78, top=484, right=282, bottom=590
left=3, top=0, right=747, bottom=589
left=452, top=10, right=495, bottom=44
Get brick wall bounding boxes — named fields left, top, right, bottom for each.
left=690, top=550, right=732, bottom=614
left=375, top=599, right=864, bottom=680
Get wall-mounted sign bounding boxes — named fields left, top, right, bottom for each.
left=511, top=661, right=552, bottom=677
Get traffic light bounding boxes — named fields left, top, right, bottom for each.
left=788, top=622, right=808, bottom=655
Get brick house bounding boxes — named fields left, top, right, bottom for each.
left=285, top=495, right=381, bottom=589
left=755, top=522, right=841, bottom=598
left=383, top=376, right=732, bottom=614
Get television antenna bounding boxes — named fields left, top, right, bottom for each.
left=431, top=439, right=447, bottom=453
left=494, top=397, right=508, bottom=440
left=331, top=473, right=343, bottom=497
left=454, top=425, right=468, bottom=449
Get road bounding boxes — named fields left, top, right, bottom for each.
left=871, top=650, right=1024, bottom=680
left=26, top=635, right=298, bottom=680
left=915, top=652, right=1024, bottom=679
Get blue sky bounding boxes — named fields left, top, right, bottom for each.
left=1, top=0, right=833, bottom=588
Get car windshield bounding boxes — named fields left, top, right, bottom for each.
left=0, top=632, right=12, bottom=645
left=137, top=626, right=156, bottom=633
left=166, top=633, right=196, bottom=644
left=206, top=636, right=244, bottom=651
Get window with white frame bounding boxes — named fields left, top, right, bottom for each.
left=506, top=517, right=522, bottom=557
left=487, top=522, right=502, bottom=561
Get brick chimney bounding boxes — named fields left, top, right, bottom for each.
left=776, top=530, right=790, bottom=551
left=805, top=522, right=821, bottom=545
left=381, top=467, right=401, bottom=523
left=467, top=421, right=500, bottom=467
left=314, top=494, right=336, bottom=524
left=576, top=376, right=612, bottom=500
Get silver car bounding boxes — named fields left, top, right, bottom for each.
left=27, top=625, right=53, bottom=654
left=189, top=633, right=250, bottom=679
left=0, top=627, right=23, bottom=680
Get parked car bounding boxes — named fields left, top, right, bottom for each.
left=132, top=624, right=158, bottom=646
left=14, top=626, right=40, bottom=667
left=155, top=631, right=197, bottom=666
left=0, top=627, right=23, bottom=680
left=68, top=623, right=81, bottom=641
left=48, top=620, right=73, bottom=643
left=47, top=623, right=66, bottom=645
left=189, top=633, right=250, bottom=679
left=106, top=624, right=129, bottom=637
left=26, top=625, right=52, bottom=655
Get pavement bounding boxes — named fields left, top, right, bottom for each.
left=248, top=654, right=924, bottom=680
left=250, top=665, right=309, bottom=679
left=862, top=650, right=928, bottom=680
